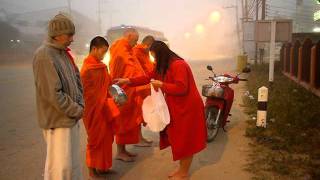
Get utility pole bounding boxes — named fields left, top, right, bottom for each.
left=260, top=0, right=266, bottom=63
left=224, top=3, right=242, bottom=54
left=98, top=0, right=102, bottom=34
left=261, top=0, right=266, bottom=20
left=255, top=0, right=259, bottom=64
left=107, top=0, right=114, bottom=29
left=256, top=0, right=259, bottom=20
left=241, top=0, right=250, bottom=54
left=245, top=0, right=248, bottom=20
left=67, top=0, right=72, bottom=16
left=235, top=2, right=241, bottom=54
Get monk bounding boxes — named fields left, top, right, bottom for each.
left=133, top=35, right=155, bottom=147
left=109, top=28, right=146, bottom=162
left=80, top=36, right=119, bottom=178
left=133, top=35, right=155, bottom=74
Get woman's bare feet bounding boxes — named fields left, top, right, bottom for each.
left=168, top=168, right=179, bottom=178
left=169, top=172, right=189, bottom=180
left=168, top=169, right=189, bottom=180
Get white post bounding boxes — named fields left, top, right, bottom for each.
left=269, top=20, right=276, bottom=82
left=257, top=86, right=268, bottom=128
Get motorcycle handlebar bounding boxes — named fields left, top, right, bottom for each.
left=205, top=76, right=248, bottom=82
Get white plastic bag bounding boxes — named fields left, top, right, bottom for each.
left=142, top=85, right=170, bottom=132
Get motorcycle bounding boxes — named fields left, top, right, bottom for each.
left=202, top=65, right=250, bottom=142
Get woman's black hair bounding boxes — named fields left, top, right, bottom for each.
left=150, top=41, right=182, bottom=76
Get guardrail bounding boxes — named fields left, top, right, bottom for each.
left=280, top=39, right=320, bottom=97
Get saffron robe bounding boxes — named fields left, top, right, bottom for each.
left=109, top=38, right=145, bottom=144
left=80, top=55, right=119, bottom=170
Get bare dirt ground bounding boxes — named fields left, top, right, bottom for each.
left=0, top=59, right=252, bottom=180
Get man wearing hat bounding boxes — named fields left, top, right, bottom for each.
left=33, top=13, right=84, bottom=180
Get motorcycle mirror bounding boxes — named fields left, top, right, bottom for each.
left=207, top=65, right=213, bottom=71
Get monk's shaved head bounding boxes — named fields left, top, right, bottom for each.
left=142, top=35, right=155, bottom=48
left=142, top=35, right=155, bottom=43
left=123, top=28, right=138, bottom=36
left=123, top=28, right=139, bottom=48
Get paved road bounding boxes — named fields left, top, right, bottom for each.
left=0, top=59, right=251, bottom=180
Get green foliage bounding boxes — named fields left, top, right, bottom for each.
left=243, top=63, right=320, bottom=179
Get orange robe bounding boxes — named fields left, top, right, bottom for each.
left=80, top=55, right=119, bottom=170
left=133, top=44, right=155, bottom=100
left=133, top=44, right=154, bottom=74
left=109, top=38, right=145, bottom=144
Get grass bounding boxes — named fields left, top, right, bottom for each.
left=243, top=62, right=320, bottom=179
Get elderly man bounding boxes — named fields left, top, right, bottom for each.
left=109, top=28, right=146, bottom=162
left=33, top=13, right=83, bottom=180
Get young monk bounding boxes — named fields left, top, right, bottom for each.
left=109, top=28, right=146, bottom=162
left=80, top=36, right=119, bottom=178
left=115, top=41, right=207, bottom=179
left=133, top=35, right=155, bottom=147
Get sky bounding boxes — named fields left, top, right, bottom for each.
left=0, top=0, right=240, bottom=60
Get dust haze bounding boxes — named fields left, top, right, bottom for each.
left=0, top=0, right=240, bottom=63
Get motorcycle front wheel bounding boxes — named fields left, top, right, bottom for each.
left=205, top=106, right=222, bottom=142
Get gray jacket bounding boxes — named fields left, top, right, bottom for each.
left=33, top=39, right=84, bottom=129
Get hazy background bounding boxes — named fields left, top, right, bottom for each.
left=0, top=0, right=240, bottom=61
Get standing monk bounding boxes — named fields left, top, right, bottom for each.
left=109, top=28, right=145, bottom=162
left=133, top=35, right=155, bottom=74
left=33, top=14, right=83, bottom=180
left=133, top=35, right=155, bottom=147
left=80, top=36, right=119, bottom=178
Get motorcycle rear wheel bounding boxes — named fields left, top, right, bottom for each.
left=206, top=106, right=222, bottom=142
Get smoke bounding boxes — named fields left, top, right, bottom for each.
left=0, top=0, right=240, bottom=61
left=170, top=6, right=240, bottom=61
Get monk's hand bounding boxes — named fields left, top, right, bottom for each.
left=151, top=80, right=163, bottom=90
left=114, top=78, right=130, bottom=86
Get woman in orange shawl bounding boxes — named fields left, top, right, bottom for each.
left=80, top=36, right=119, bottom=178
